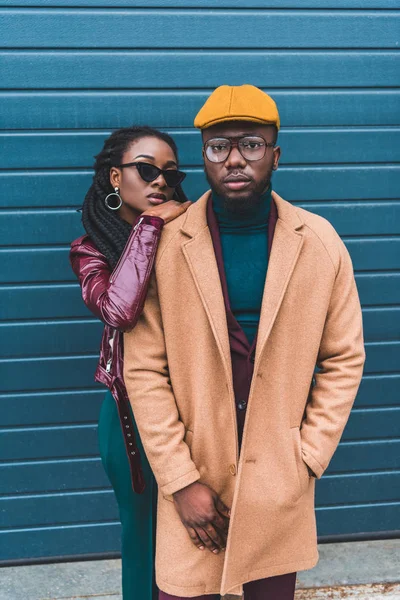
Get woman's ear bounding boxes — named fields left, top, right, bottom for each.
left=110, top=167, right=121, bottom=189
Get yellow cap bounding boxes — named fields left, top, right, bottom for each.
left=194, top=84, right=280, bottom=130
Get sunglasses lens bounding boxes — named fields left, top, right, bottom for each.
left=164, top=170, right=185, bottom=187
left=137, top=163, right=160, bottom=182
left=136, top=162, right=185, bottom=188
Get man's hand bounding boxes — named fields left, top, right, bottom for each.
left=173, top=482, right=231, bottom=554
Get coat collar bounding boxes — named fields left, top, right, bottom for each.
left=180, top=189, right=304, bottom=238
left=180, top=189, right=305, bottom=373
left=255, top=192, right=305, bottom=367
left=180, top=190, right=211, bottom=238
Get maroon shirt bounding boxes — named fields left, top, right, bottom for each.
left=207, top=196, right=278, bottom=448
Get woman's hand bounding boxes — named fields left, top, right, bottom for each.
left=142, top=200, right=192, bottom=224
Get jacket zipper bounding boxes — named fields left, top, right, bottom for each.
left=106, top=329, right=117, bottom=373
left=134, top=217, right=144, bottom=231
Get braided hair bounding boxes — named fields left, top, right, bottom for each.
left=82, top=126, right=187, bottom=269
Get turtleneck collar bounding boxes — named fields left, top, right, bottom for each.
left=212, top=185, right=272, bottom=232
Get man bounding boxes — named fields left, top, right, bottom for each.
left=123, top=84, right=366, bottom=599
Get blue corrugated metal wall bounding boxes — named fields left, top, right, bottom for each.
left=1, top=1, right=399, bottom=563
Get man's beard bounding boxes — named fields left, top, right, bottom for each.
left=205, top=169, right=273, bottom=216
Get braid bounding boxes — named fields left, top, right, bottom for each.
left=82, top=126, right=187, bottom=269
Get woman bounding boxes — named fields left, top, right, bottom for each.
left=70, top=126, right=191, bottom=600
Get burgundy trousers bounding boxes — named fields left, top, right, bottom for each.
left=159, top=571, right=296, bottom=599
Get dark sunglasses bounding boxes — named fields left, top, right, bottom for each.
left=117, top=161, right=186, bottom=188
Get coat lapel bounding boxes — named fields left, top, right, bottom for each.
left=180, top=191, right=304, bottom=378
left=255, top=192, right=305, bottom=365
left=181, top=192, right=232, bottom=381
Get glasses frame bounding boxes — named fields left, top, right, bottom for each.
left=203, top=135, right=276, bottom=163
left=116, top=161, right=186, bottom=188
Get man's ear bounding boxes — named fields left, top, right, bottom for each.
left=272, top=146, right=281, bottom=171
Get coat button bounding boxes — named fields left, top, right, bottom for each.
left=237, top=400, right=247, bottom=411
left=229, top=464, right=237, bottom=476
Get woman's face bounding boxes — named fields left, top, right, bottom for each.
left=110, top=136, right=178, bottom=222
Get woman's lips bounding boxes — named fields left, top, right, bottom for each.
left=224, top=179, right=251, bottom=191
left=147, top=194, right=166, bottom=205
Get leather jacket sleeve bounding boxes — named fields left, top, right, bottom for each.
left=70, top=215, right=164, bottom=332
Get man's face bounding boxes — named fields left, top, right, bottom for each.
left=202, top=121, right=281, bottom=213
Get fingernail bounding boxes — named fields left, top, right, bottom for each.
left=199, top=546, right=205, bottom=550
left=213, top=549, right=219, bottom=554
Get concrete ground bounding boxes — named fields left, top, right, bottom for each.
left=0, top=539, right=399, bottom=600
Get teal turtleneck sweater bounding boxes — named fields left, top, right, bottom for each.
left=212, top=187, right=272, bottom=346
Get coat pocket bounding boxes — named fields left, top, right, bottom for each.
left=290, top=426, right=310, bottom=500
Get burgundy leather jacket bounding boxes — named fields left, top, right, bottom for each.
left=69, top=214, right=164, bottom=493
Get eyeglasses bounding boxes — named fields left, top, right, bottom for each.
left=204, top=136, right=275, bottom=163
left=117, top=161, right=186, bottom=188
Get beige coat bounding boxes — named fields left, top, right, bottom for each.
left=123, top=191, right=365, bottom=597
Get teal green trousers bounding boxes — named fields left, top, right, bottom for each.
left=98, top=390, right=158, bottom=600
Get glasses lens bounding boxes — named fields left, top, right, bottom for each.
left=239, top=137, right=267, bottom=161
left=205, top=139, right=231, bottom=163
left=136, top=163, right=185, bottom=188
left=137, top=163, right=160, bottom=182
left=163, top=169, right=186, bottom=188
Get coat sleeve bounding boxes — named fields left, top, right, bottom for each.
left=300, top=237, right=366, bottom=479
left=69, top=215, right=164, bottom=332
left=123, top=272, right=201, bottom=499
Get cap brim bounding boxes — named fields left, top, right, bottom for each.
left=196, top=115, right=279, bottom=130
